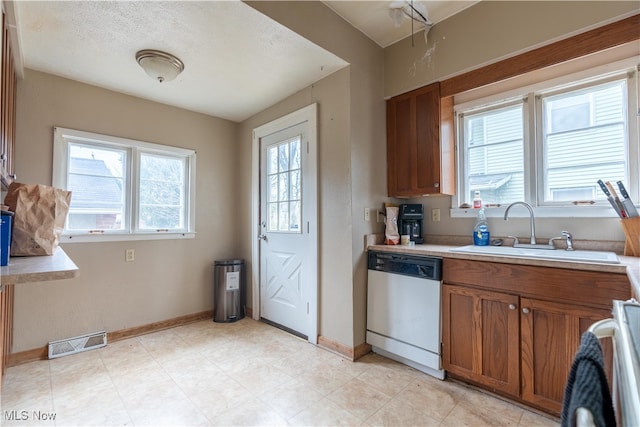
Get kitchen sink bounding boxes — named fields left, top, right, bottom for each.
left=449, top=245, right=620, bottom=264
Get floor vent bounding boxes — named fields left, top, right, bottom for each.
left=48, top=331, right=107, bottom=359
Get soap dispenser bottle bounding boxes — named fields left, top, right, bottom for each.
left=473, top=208, right=490, bottom=246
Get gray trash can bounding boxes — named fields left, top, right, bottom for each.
left=213, top=259, right=245, bottom=322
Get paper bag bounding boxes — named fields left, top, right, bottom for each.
left=3, top=182, right=72, bottom=256
left=384, top=206, right=400, bottom=245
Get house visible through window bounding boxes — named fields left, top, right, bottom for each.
left=456, top=68, right=636, bottom=213
left=53, top=127, right=196, bottom=241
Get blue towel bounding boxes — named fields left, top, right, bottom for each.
left=561, top=331, right=616, bottom=427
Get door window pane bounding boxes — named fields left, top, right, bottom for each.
left=267, top=136, right=302, bottom=233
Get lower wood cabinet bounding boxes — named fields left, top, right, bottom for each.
left=442, top=285, right=520, bottom=396
left=519, top=297, right=611, bottom=414
left=0, top=284, right=14, bottom=384
left=442, top=258, right=629, bottom=416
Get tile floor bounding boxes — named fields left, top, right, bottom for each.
left=1, top=318, right=559, bottom=426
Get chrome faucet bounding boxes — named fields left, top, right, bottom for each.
left=504, top=201, right=537, bottom=245
left=562, top=231, right=574, bottom=251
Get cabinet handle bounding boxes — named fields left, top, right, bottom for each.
left=522, top=307, right=530, bottom=314
left=509, top=304, right=516, bottom=310
left=434, top=182, right=440, bottom=188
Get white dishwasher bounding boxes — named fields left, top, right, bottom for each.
left=366, top=251, right=444, bottom=379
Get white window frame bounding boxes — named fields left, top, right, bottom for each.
left=53, top=127, right=196, bottom=242
left=451, top=54, right=639, bottom=219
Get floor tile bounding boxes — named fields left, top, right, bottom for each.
left=0, top=318, right=561, bottom=427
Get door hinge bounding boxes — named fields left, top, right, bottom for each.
left=307, top=302, right=309, bottom=314
left=306, top=140, right=309, bottom=154
left=307, top=221, right=310, bottom=233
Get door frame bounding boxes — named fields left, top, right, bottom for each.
left=251, top=103, right=318, bottom=344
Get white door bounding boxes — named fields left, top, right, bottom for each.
left=254, top=105, right=317, bottom=341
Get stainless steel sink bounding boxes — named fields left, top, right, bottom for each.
left=449, top=245, right=620, bottom=264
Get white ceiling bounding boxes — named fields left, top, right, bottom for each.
left=323, top=0, right=479, bottom=48
left=13, top=1, right=477, bottom=123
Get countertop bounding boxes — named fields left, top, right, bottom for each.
left=0, top=247, right=79, bottom=289
left=368, top=243, right=640, bottom=298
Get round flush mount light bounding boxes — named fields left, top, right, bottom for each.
left=135, top=49, right=184, bottom=83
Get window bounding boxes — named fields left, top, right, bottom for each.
left=266, top=136, right=301, bottom=233
left=540, top=79, right=627, bottom=204
left=53, top=127, right=196, bottom=241
left=455, top=63, right=638, bottom=217
left=462, top=101, right=525, bottom=206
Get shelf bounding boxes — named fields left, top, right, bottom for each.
left=1, top=247, right=79, bottom=288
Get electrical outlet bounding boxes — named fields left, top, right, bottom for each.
left=432, top=208, right=441, bottom=222
left=364, top=207, right=370, bottom=221
left=125, top=249, right=135, bottom=262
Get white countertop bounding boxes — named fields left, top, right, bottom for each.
left=368, top=243, right=640, bottom=297
left=0, top=247, right=79, bottom=288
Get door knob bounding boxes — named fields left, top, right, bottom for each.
left=522, top=307, right=530, bottom=314
left=258, top=234, right=267, bottom=241
left=509, top=304, right=516, bottom=310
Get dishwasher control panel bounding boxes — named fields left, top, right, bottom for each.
left=367, top=251, right=442, bottom=281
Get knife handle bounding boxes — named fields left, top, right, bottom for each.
left=598, top=179, right=611, bottom=196
left=605, top=181, right=619, bottom=198
left=606, top=181, right=627, bottom=218
left=617, top=181, right=630, bottom=199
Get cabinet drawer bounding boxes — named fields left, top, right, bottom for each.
left=443, top=258, right=630, bottom=309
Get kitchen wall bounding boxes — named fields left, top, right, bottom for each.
left=385, top=1, right=638, bottom=245
left=242, top=1, right=387, bottom=349
left=8, top=1, right=637, bottom=355
left=11, top=69, right=238, bottom=352
left=385, top=1, right=639, bottom=98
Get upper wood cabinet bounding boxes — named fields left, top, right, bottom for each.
left=1, top=7, right=17, bottom=189
left=386, top=82, right=455, bottom=198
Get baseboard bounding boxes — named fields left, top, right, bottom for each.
left=317, top=335, right=371, bottom=361
left=107, top=310, right=213, bottom=342
left=7, top=346, right=47, bottom=367
left=7, top=310, right=213, bottom=367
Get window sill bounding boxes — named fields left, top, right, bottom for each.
left=450, top=205, right=626, bottom=219
left=60, top=232, right=196, bottom=243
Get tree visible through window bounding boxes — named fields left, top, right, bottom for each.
left=139, top=153, right=186, bottom=230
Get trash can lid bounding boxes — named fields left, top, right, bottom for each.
left=1, top=210, right=14, bottom=216
left=214, top=259, right=244, bottom=266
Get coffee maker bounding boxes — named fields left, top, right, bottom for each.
left=399, top=204, right=424, bottom=244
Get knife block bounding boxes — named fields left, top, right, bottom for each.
left=621, top=217, right=640, bottom=256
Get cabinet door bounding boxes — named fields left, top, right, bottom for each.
left=414, top=83, right=441, bottom=194
left=387, top=83, right=447, bottom=197
left=443, top=284, right=520, bottom=396
left=520, top=298, right=611, bottom=414
left=0, top=9, right=16, bottom=189
left=387, top=93, right=414, bottom=196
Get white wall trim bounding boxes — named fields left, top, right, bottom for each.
left=251, top=103, right=319, bottom=344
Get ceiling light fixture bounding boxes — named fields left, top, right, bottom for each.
left=135, top=49, right=184, bottom=83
